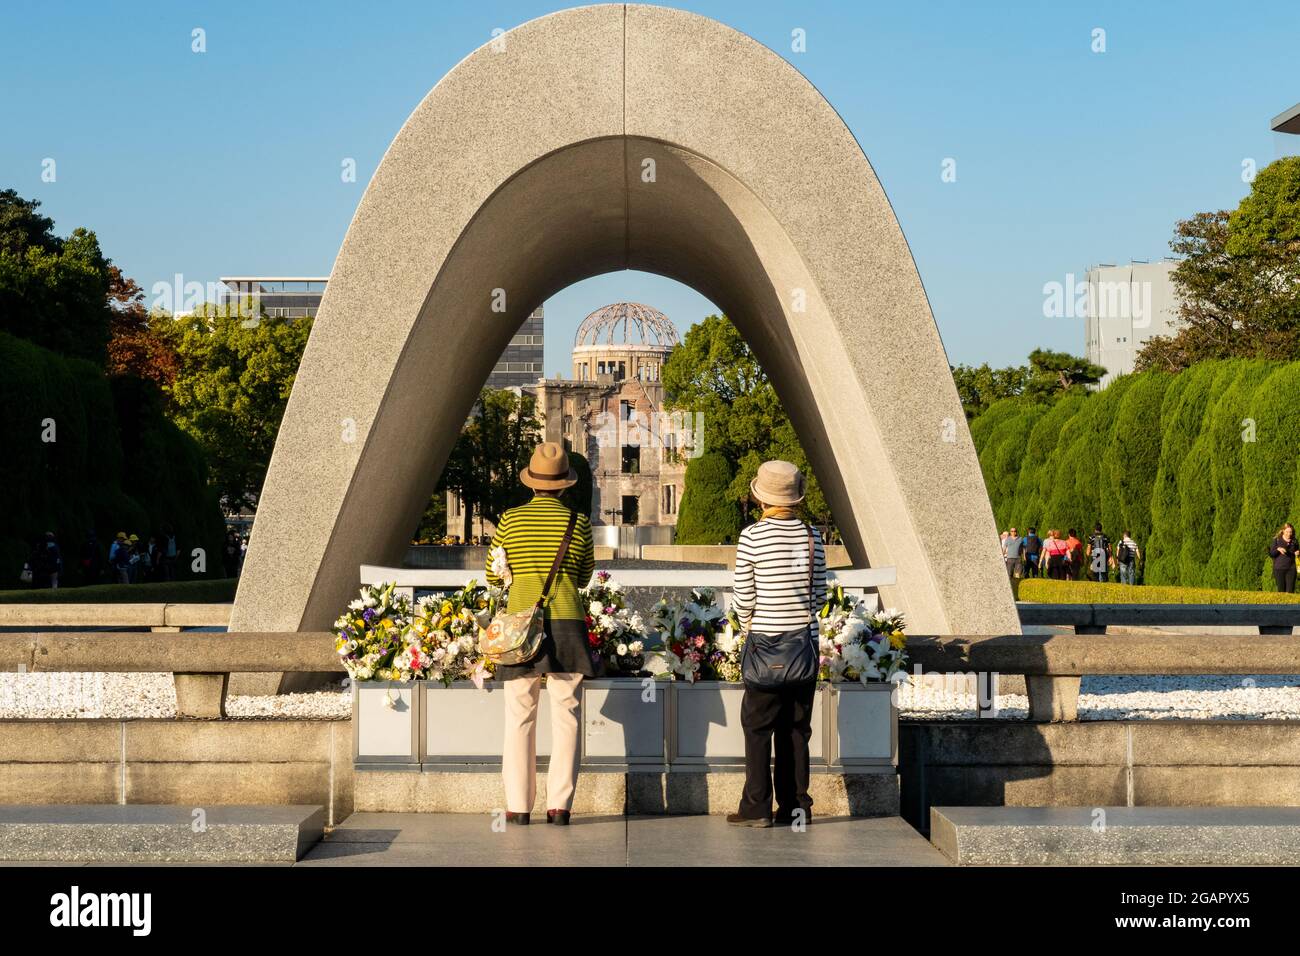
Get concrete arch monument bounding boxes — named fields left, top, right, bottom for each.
left=231, top=3, right=1019, bottom=638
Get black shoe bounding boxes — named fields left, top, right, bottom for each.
left=775, top=809, right=812, bottom=826
left=546, top=810, right=571, bottom=826
left=726, top=812, right=773, bottom=827
left=505, top=811, right=530, bottom=826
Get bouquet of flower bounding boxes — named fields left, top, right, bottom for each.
left=334, top=580, right=502, bottom=686
left=649, top=587, right=741, bottom=682
left=333, top=582, right=413, bottom=681
left=406, top=582, right=498, bottom=687
left=581, top=570, right=647, bottom=674
left=816, top=585, right=908, bottom=684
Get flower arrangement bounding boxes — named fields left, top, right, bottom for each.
left=333, top=580, right=502, bottom=686
left=649, top=587, right=742, bottom=682
left=333, top=582, right=414, bottom=682
left=407, top=580, right=503, bottom=686
left=816, top=585, right=908, bottom=684
left=581, top=570, right=648, bottom=674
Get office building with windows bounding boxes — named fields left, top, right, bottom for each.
left=220, top=277, right=543, bottom=386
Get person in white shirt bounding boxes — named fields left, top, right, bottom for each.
left=727, top=460, right=827, bottom=828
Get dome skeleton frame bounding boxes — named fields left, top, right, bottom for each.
left=574, top=301, right=680, bottom=348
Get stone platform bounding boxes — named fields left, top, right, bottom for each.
left=0, top=804, right=325, bottom=862
left=299, top=812, right=947, bottom=867
left=356, top=768, right=900, bottom=817
left=930, top=806, right=1300, bottom=865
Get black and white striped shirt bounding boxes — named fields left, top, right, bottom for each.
left=731, top=518, right=827, bottom=635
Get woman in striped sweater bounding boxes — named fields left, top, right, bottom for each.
left=727, top=460, right=827, bottom=828
left=485, top=442, right=596, bottom=827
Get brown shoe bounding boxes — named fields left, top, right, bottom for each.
left=546, top=810, right=571, bottom=826
left=505, top=811, right=530, bottom=826
left=726, top=813, right=773, bottom=827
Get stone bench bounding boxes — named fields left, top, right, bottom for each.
left=906, top=632, right=1300, bottom=721
left=0, top=804, right=325, bottom=862
left=1018, top=602, right=1300, bottom=635
left=0, top=631, right=341, bottom=718
left=930, top=805, right=1300, bottom=865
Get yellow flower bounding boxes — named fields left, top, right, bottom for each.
left=440, top=601, right=453, bottom=616
left=889, top=632, right=906, bottom=651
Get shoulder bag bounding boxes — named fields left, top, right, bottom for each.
left=478, top=510, right=577, bottom=667
left=740, top=526, right=820, bottom=690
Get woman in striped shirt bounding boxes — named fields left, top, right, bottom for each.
left=727, top=460, right=827, bottom=828
left=485, top=442, right=596, bottom=827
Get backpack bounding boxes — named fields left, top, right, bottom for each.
left=1117, top=540, right=1136, bottom=565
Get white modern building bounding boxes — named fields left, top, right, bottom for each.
left=1083, top=259, right=1181, bottom=387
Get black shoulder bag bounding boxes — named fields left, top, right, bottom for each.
left=740, top=527, right=819, bottom=690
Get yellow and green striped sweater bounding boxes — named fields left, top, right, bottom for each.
left=484, top=495, right=594, bottom=621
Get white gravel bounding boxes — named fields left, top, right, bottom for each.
left=896, top=674, right=1300, bottom=720
left=0, top=672, right=350, bottom=720
left=2, top=673, right=1297, bottom=721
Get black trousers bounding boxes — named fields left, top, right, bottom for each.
left=738, top=681, right=817, bottom=819
left=1275, top=567, right=1296, bottom=593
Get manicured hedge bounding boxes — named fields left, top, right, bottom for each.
left=1018, top=578, right=1300, bottom=605
left=0, top=330, right=225, bottom=589
left=975, top=359, right=1300, bottom=591
left=674, top=451, right=741, bottom=545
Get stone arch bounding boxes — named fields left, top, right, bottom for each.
left=231, top=4, right=1018, bottom=636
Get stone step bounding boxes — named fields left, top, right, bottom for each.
left=0, top=805, right=325, bottom=862
left=931, top=806, right=1300, bottom=865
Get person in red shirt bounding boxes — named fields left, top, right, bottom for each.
left=1065, top=528, right=1083, bottom=580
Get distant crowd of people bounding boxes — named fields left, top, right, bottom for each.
left=21, top=527, right=181, bottom=589
left=1000, top=524, right=1142, bottom=584
left=19, top=525, right=254, bottom=590
left=429, top=534, right=494, bottom=547
left=1003, top=522, right=1300, bottom=593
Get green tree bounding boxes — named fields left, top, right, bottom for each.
left=663, top=314, right=833, bottom=529
left=1105, top=371, right=1171, bottom=566
left=164, top=302, right=313, bottom=512
left=1138, top=158, right=1300, bottom=371
left=675, top=451, right=741, bottom=545
left=1023, top=348, right=1106, bottom=401
left=1145, top=363, right=1217, bottom=583
left=1010, top=392, right=1086, bottom=531
left=0, top=190, right=113, bottom=365
left=950, top=362, right=1031, bottom=419
left=439, top=387, right=541, bottom=539
left=1231, top=364, right=1300, bottom=589
left=1205, top=361, right=1277, bottom=587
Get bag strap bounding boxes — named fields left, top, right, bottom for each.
left=536, top=510, right=579, bottom=609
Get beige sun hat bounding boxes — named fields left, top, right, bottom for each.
left=520, top=441, right=578, bottom=490
left=750, top=459, right=805, bottom=506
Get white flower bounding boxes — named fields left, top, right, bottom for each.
left=348, top=598, right=365, bottom=611
left=589, top=600, right=604, bottom=617
left=490, top=546, right=509, bottom=573
left=629, top=641, right=643, bottom=655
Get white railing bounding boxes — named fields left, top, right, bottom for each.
left=359, top=565, right=897, bottom=612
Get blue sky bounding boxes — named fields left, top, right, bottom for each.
left=2, top=0, right=1297, bottom=374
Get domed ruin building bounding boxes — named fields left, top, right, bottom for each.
left=535, top=303, right=687, bottom=545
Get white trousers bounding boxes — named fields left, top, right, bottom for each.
left=502, top=673, right=584, bottom=813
